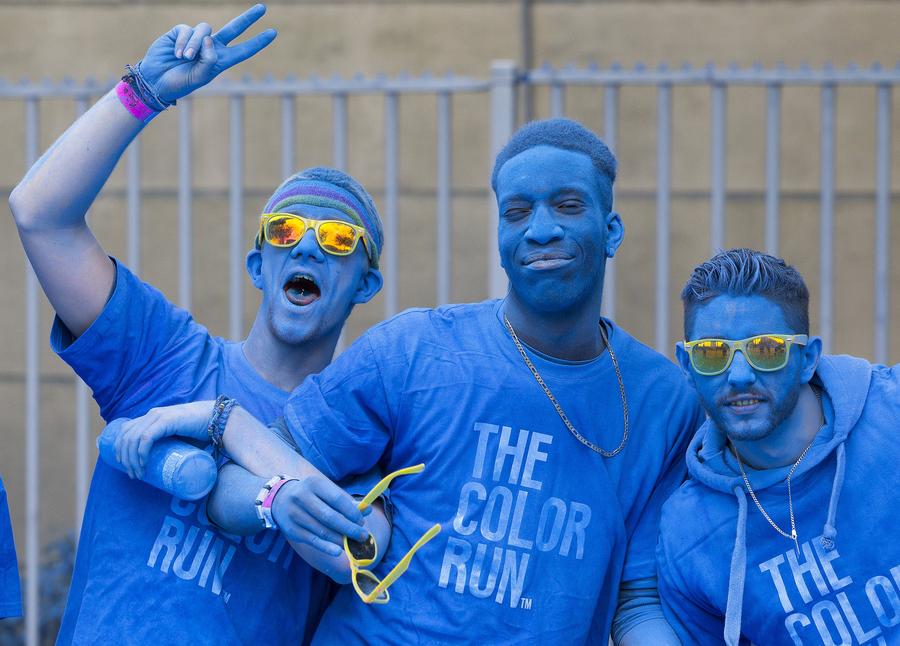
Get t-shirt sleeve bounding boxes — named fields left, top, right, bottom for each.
left=621, top=394, right=705, bottom=583
left=50, top=258, right=215, bottom=421
left=284, top=334, right=394, bottom=481
left=657, top=522, right=728, bottom=645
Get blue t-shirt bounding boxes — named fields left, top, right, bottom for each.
left=0, top=474, right=22, bottom=619
left=51, top=259, right=330, bottom=645
left=283, top=301, right=704, bottom=644
left=658, top=355, right=900, bottom=645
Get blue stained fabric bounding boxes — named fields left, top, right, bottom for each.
left=658, top=355, right=900, bottom=645
left=0, top=474, right=22, bottom=619
left=282, top=301, right=704, bottom=644
left=612, top=576, right=672, bottom=644
left=51, top=259, right=331, bottom=645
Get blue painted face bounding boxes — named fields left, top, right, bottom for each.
left=676, top=294, right=819, bottom=442
left=246, top=203, right=382, bottom=346
left=495, top=145, right=623, bottom=316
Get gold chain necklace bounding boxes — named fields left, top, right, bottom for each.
left=503, top=314, right=629, bottom=458
left=731, top=387, right=823, bottom=554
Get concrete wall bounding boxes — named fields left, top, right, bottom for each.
left=0, top=0, right=898, bottom=567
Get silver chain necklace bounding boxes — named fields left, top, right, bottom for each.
left=503, top=314, right=629, bottom=458
left=731, top=386, right=823, bottom=554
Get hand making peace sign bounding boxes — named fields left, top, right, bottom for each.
left=137, top=3, right=277, bottom=105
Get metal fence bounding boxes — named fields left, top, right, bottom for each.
left=2, top=60, right=898, bottom=644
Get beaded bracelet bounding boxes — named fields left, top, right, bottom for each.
left=207, top=395, right=237, bottom=455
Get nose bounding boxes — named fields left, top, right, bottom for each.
left=524, top=204, right=564, bottom=245
left=290, top=227, right=325, bottom=262
left=726, top=350, right=757, bottom=387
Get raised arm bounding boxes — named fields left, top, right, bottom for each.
left=8, top=4, right=276, bottom=338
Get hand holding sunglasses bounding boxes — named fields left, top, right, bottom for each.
left=343, top=464, right=442, bottom=604
left=683, top=333, right=808, bottom=376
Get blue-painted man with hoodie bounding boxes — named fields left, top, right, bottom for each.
left=658, top=248, right=900, bottom=645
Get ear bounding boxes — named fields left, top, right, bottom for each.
left=675, top=342, right=698, bottom=387
left=799, top=335, right=823, bottom=383
left=352, top=268, right=384, bottom=305
left=246, top=247, right=264, bottom=290
left=604, top=212, right=624, bottom=258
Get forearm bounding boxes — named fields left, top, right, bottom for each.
left=10, top=90, right=145, bottom=232
left=207, top=462, right=271, bottom=535
left=612, top=576, right=679, bottom=646
left=222, top=406, right=319, bottom=479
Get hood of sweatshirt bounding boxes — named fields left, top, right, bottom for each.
left=683, top=354, right=872, bottom=645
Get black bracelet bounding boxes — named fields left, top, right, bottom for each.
left=207, top=395, right=237, bottom=453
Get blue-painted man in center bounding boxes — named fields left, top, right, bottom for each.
left=127, top=118, right=705, bottom=643
left=658, top=248, right=900, bottom=645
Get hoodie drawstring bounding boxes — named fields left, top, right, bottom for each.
left=821, top=442, right=846, bottom=550
left=724, top=485, right=748, bottom=646
left=723, top=442, right=847, bottom=644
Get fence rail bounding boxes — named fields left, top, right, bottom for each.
left=1, top=60, right=897, bottom=644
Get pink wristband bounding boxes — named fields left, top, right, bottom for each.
left=262, top=477, right=294, bottom=511
left=115, top=80, right=158, bottom=124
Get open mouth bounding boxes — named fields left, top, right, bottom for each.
left=283, top=273, right=321, bottom=307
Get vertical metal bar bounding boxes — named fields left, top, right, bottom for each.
left=710, top=82, right=727, bottom=253
left=384, top=92, right=399, bottom=318
left=126, top=140, right=141, bottom=273
left=655, top=84, right=672, bottom=355
left=332, top=94, right=347, bottom=171
left=520, top=0, right=534, bottom=123
left=601, top=84, right=619, bottom=320
left=73, top=96, right=90, bottom=539
left=765, top=84, right=782, bottom=256
left=550, top=83, right=565, bottom=118
left=229, top=95, right=244, bottom=341
left=436, top=91, right=453, bottom=306
left=281, top=94, right=296, bottom=178
left=332, top=93, right=349, bottom=355
left=819, top=84, right=835, bottom=354
left=488, top=61, right=518, bottom=299
left=874, top=84, right=892, bottom=364
left=178, top=97, right=193, bottom=310
left=24, top=96, right=40, bottom=646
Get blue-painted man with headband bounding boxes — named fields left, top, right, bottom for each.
left=658, top=248, right=900, bottom=645
left=9, top=5, right=391, bottom=643
left=134, top=117, right=705, bottom=644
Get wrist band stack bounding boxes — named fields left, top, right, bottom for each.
left=115, top=62, right=176, bottom=124
left=207, top=395, right=237, bottom=456
left=255, top=475, right=298, bottom=530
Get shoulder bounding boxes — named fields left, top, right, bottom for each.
left=607, top=320, right=688, bottom=386
left=362, top=300, right=498, bottom=351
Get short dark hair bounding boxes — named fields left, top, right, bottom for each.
left=491, top=118, right=617, bottom=211
left=682, top=248, right=810, bottom=338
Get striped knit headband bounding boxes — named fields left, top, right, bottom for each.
left=259, top=180, right=382, bottom=268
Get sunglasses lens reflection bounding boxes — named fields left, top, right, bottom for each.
left=317, top=221, right=358, bottom=254
left=266, top=216, right=305, bottom=246
left=692, top=339, right=731, bottom=374
left=355, top=570, right=388, bottom=601
left=746, top=335, right=788, bottom=370
left=347, top=534, right=377, bottom=562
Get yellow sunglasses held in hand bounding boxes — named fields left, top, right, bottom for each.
left=343, top=463, right=442, bottom=604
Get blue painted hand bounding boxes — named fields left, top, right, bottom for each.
left=137, top=3, right=277, bottom=105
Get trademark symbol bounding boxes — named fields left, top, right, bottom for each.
left=519, top=597, right=533, bottom=610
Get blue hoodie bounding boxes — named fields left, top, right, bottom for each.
left=657, top=355, right=900, bottom=645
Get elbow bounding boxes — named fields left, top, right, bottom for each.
left=8, top=183, right=38, bottom=232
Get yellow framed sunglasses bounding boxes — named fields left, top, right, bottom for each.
left=343, top=463, right=442, bottom=604
left=257, top=213, right=373, bottom=263
left=683, top=333, right=808, bottom=376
